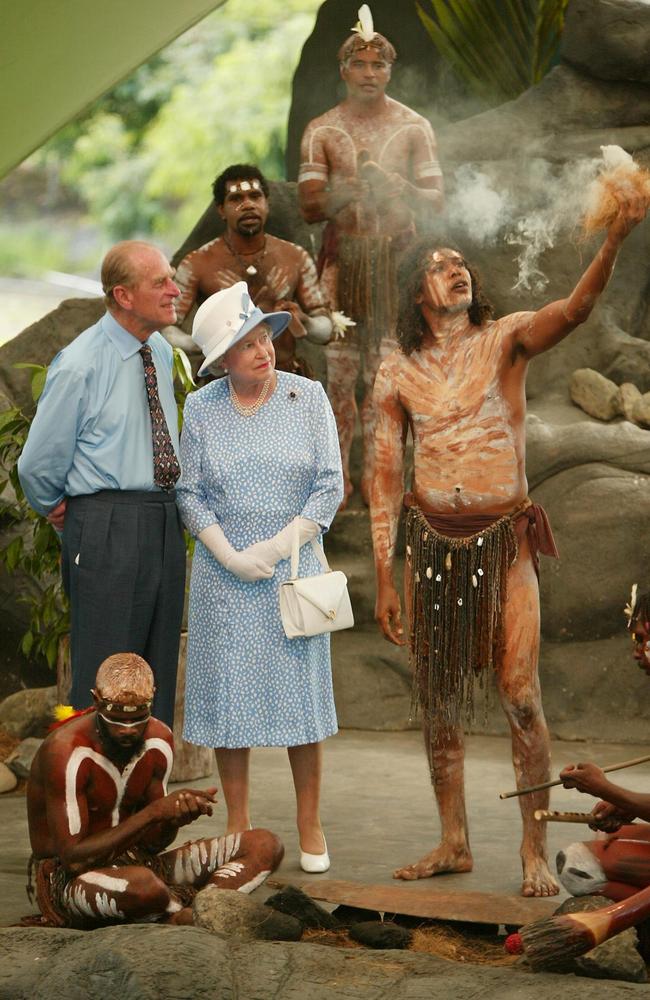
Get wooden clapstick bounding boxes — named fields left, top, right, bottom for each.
left=534, top=809, right=593, bottom=824
left=499, top=753, right=650, bottom=800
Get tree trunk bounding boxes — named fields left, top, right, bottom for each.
left=170, top=632, right=214, bottom=782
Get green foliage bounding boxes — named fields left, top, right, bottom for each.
left=22, top=0, right=321, bottom=252
left=0, top=351, right=197, bottom=670
left=0, top=366, right=69, bottom=669
left=417, top=0, right=569, bottom=103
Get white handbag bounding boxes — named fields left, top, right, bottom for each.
left=279, top=521, right=354, bottom=639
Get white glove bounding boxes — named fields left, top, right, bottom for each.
left=198, top=523, right=273, bottom=582
left=244, top=517, right=320, bottom=567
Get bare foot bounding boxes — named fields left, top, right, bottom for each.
left=521, top=856, right=560, bottom=897
left=338, top=480, right=354, bottom=512
left=393, top=844, right=473, bottom=881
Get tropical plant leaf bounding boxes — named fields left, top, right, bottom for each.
left=417, top=0, right=568, bottom=103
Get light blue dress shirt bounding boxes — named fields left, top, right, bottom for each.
left=18, top=311, right=180, bottom=515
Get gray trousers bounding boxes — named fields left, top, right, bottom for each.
left=62, top=490, right=186, bottom=727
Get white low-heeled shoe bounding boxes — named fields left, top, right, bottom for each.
left=300, top=838, right=330, bottom=873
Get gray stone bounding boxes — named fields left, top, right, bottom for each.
left=526, top=404, right=650, bottom=489
left=0, top=686, right=57, bottom=739
left=617, top=383, right=642, bottom=422
left=0, top=922, right=645, bottom=999
left=331, top=627, right=414, bottom=731
left=193, top=885, right=303, bottom=942
left=349, top=920, right=412, bottom=950
left=0, top=297, right=104, bottom=412
left=569, top=368, right=619, bottom=421
left=633, top=391, right=650, bottom=428
left=561, top=0, right=650, bottom=84
left=0, top=761, right=18, bottom=793
left=265, top=884, right=339, bottom=930
left=554, top=895, right=647, bottom=983
left=5, top=737, right=42, bottom=779
left=535, top=463, right=650, bottom=642
left=599, top=323, right=650, bottom=393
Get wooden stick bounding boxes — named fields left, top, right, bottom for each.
left=499, top=753, right=650, bottom=800
left=534, top=809, right=593, bottom=824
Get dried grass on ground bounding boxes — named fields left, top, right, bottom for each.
left=303, top=922, right=521, bottom=967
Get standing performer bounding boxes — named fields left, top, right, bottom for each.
left=369, top=196, right=646, bottom=896
left=17, top=242, right=185, bottom=727
left=298, top=5, right=443, bottom=507
left=27, top=654, right=283, bottom=927
left=175, top=164, right=332, bottom=377
left=556, top=589, right=650, bottom=901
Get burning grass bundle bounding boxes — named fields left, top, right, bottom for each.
left=582, top=145, right=650, bottom=237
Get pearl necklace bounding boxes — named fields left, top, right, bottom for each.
left=228, top=376, right=272, bottom=416
left=223, top=234, right=268, bottom=277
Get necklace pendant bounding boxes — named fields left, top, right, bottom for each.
left=246, top=265, right=257, bottom=276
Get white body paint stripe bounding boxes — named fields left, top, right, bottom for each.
left=65, top=738, right=173, bottom=835
left=237, top=869, right=271, bottom=894
left=79, top=872, right=129, bottom=893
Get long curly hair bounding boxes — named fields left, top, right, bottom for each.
left=396, top=236, right=493, bottom=356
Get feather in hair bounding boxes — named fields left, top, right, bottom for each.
left=624, top=582, right=638, bottom=621
left=352, top=4, right=375, bottom=42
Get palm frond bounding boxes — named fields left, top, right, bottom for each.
left=417, top=0, right=568, bottom=103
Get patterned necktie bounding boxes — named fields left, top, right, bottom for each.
left=139, top=345, right=181, bottom=489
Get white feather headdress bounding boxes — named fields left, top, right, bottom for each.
left=624, top=583, right=638, bottom=622
left=352, top=5, right=375, bottom=42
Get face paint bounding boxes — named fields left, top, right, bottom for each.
left=419, top=250, right=472, bottom=314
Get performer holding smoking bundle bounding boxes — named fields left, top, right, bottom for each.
left=370, top=191, right=647, bottom=896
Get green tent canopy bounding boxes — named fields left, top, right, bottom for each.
left=0, top=0, right=225, bottom=179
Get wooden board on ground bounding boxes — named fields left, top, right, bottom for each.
left=267, top=877, right=558, bottom=926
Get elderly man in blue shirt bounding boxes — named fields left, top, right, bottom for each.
left=18, top=241, right=185, bottom=727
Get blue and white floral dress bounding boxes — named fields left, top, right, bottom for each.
left=177, top=372, right=344, bottom=748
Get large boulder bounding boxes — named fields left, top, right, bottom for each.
left=0, top=685, right=56, bottom=739
left=0, top=297, right=103, bottom=412
left=534, top=462, right=650, bottom=642
left=561, top=0, right=650, bottom=85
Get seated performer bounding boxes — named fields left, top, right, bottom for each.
left=27, top=653, right=283, bottom=927
left=369, top=193, right=647, bottom=896
left=558, top=589, right=650, bottom=901
left=174, top=163, right=331, bottom=376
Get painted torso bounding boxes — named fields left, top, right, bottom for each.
left=300, top=98, right=438, bottom=237
left=175, top=234, right=323, bottom=319
left=27, top=714, right=173, bottom=860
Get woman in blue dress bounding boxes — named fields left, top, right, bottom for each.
left=177, top=282, right=343, bottom=873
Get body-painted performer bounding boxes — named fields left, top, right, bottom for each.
left=298, top=5, right=443, bottom=507
left=557, top=589, right=650, bottom=901
left=27, top=653, right=283, bottom=927
left=17, top=242, right=185, bottom=727
left=369, top=195, right=647, bottom=896
left=175, top=164, right=331, bottom=378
